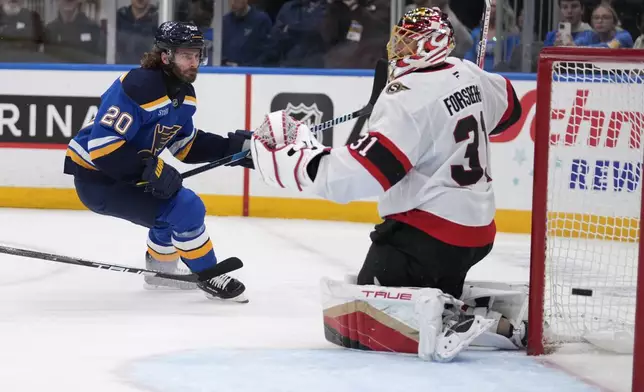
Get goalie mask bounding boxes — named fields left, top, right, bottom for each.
left=387, top=7, right=455, bottom=80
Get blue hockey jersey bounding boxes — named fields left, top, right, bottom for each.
left=64, top=67, right=232, bottom=183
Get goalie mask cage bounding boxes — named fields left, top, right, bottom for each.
left=528, top=47, right=644, bottom=389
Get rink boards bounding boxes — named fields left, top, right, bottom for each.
left=1, top=64, right=639, bottom=235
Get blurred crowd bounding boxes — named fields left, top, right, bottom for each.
left=0, top=0, right=642, bottom=71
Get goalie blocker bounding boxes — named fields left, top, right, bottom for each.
left=320, top=277, right=529, bottom=361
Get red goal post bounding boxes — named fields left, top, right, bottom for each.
left=528, top=46, right=644, bottom=388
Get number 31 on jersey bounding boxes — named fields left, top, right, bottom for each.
left=349, top=133, right=378, bottom=156
left=451, top=111, right=492, bottom=186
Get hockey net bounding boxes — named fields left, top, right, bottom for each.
left=529, top=47, right=644, bottom=385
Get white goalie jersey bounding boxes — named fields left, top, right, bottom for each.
left=310, top=57, right=521, bottom=247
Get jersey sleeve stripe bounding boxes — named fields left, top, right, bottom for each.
left=347, top=132, right=412, bottom=191
left=184, top=96, right=197, bottom=106
left=141, top=96, right=171, bottom=112
left=89, top=140, right=126, bottom=160
left=490, top=78, right=521, bottom=136
left=88, top=135, right=122, bottom=150
left=65, top=149, right=98, bottom=171
left=347, top=147, right=392, bottom=190
left=68, top=139, right=94, bottom=164
left=169, top=127, right=197, bottom=161
left=498, top=79, right=517, bottom=124
left=174, top=137, right=196, bottom=161
left=373, top=132, right=412, bottom=172
left=168, top=127, right=196, bottom=154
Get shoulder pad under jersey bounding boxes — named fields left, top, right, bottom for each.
left=119, top=68, right=171, bottom=112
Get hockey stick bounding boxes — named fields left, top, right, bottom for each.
left=177, top=58, right=389, bottom=180
left=476, top=0, right=492, bottom=69
left=0, top=245, right=243, bottom=283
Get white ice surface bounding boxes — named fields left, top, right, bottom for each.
left=0, top=208, right=630, bottom=392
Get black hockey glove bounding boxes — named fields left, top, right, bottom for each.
left=141, top=157, right=183, bottom=199
left=224, top=130, right=254, bottom=169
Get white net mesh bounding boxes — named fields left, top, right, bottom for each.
left=544, top=60, right=644, bottom=353
left=254, top=112, right=301, bottom=149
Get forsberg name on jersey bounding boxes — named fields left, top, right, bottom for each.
left=442, top=85, right=482, bottom=117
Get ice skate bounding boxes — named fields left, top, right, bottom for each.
left=198, top=273, right=248, bottom=303
left=433, top=313, right=495, bottom=362
left=143, top=252, right=198, bottom=290
left=510, top=320, right=528, bottom=348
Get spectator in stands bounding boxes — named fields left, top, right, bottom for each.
left=44, top=0, right=105, bottom=63
left=258, top=0, right=327, bottom=68
left=634, top=10, right=644, bottom=49
left=492, top=6, right=541, bottom=73
left=175, top=0, right=214, bottom=29
left=0, top=0, right=44, bottom=59
left=116, top=0, right=158, bottom=65
left=186, top=0, right=214, bottom=30
left=405, top=0, right=472, bottom=59
left=184, top=0, right=214, bottom=63
left=463, top=0, right=520, bottom=71
left=575, top=3, right=633, bottom=48
left=175, top=0, right=191, bottom=21
left=544, top=0, right=592, bottom=47
left=253, top=0, right=288, bottom=23
left=321, top=0, right=389, bottom=69
left=222, top=0, right=272, bottom=66
left=593, top=0, right=640, bottom=40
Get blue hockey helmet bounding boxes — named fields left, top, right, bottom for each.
left=154, top=21, right=209, bottom=65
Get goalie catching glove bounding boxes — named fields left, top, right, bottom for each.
left=250, top=110, right=330, bottom=192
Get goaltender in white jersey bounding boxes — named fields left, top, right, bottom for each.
left=323, top=51, right=509, bottom=248
left=250, top=7, right=526, bottom=362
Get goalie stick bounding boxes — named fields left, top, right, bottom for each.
left=0, top=245, right=243, bottom=283
left=177, top=58, right=389, bottom=180
left=476, top=0, right=492, bottom=69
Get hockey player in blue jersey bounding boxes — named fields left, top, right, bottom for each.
left=63, top=21, right=251, bottom=303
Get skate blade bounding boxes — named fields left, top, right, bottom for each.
left=143, top=282, right=198, bottom=291
left=205, top=292, right=249, bottom=304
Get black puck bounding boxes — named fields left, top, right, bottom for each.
left=572, top=288, right=593, bottom=296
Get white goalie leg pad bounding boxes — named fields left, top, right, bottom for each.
left=461, top=281, right=529, bottom=350
left=320, top=277, right=491, bottom=362
left=416, top=289, right=452, bottom=362
left=343, top=273, right=358, bottom=284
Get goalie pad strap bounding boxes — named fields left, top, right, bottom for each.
left=461, top=281, right=528, bottom=328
